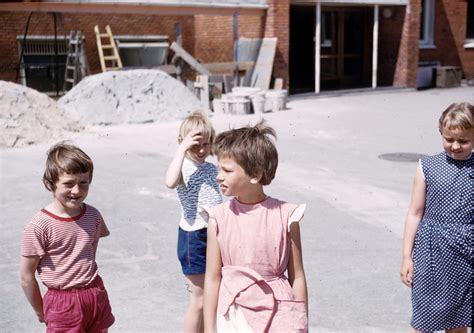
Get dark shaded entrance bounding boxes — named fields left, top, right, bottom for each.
left=290, top=5, right=373, bottom=94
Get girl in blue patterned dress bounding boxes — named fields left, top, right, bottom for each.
left=165, top=111, right=222, bottom=332
left=400, top=102, right=473, bottom=333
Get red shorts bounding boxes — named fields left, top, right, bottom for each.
left=43, top=275, right=115, bottom=333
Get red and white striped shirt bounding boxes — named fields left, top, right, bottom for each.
left=21, top=203, right=110, bottom=289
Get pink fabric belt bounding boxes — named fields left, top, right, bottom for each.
left=219, top=266, right=285, bottom=332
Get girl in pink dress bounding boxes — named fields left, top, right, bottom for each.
left=203, top=120, right=308, bottom=332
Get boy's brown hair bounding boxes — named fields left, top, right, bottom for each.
left=43, top=141, right=94, bottom=191
left=438, top=102, right=474, bottom=133
left=213, top=120, right=278, bottom=185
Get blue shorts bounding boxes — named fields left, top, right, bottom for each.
left=177, top=227, right=207, bottom=275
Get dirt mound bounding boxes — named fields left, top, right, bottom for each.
left=58, top=69, right=201, bottom=125
left=0, top=81, right=83, bottom=148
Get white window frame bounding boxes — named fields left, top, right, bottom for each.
left=465, top=1, right=474, bottom=48
left=419, top=0, right=435, bottom=49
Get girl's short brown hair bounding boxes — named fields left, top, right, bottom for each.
left=438, top=102, right=474, bottom=133
left=43, top=141, right=94, bottom=191
left=213, top=120, right=278, bottom=185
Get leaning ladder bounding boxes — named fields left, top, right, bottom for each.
left=63, top=30, right=84, bottom=92
left=94, top=25, right=122, bottom=72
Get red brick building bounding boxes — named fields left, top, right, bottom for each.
left=0, top=0, right=472, bottom=94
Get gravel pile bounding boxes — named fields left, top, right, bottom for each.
left=58, top=69, right=201, bottom=125
left=0, top=81, right=83, bottom=148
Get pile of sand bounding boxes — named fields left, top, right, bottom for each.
left=0, top=81, right=83, bottom=148
left=58, top=69, right=201, bottom=125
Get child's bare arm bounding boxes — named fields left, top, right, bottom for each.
left=165, top=130, right=203, bottom=188
left=19, top=255, right=44, bottom=323
left=203, top=223, right=222, bottom=333
left=288, top=222, right=308, bottom=313
left=400, top=165, right=426, bottom=288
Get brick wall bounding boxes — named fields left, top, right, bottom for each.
left=0, top=13, right=194, bottom=82
left=393, top=0, right=420, bottom=88
left=193, top=14, right=264, bottom=64
left=420, top=0, right=474, bottom=80
left=264, top=0, right=289, bottom=89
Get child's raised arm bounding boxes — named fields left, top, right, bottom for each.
left=19, top=255, right=44, bottom=323
left=165, top=130, right=203, bottom=189
left=400, top=165, right=427, bottom=288
left=287, top=222, right=308, bottom=313
left=203, top=222, right=222, bottom=333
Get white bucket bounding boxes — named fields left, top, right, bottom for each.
left=265, top=89, right=288, bottom=112
left=232, top=87, right=263, bottom=96
left=221, top=93, right=251, bottom=115
left=212, top=98, right=224, bottom=114
left=250, top=95, right=265, bottom=114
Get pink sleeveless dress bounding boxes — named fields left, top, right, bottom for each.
left=206, top=197, right=308, bottom=332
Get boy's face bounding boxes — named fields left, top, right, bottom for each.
left=441, top=127, right=474, bottom=160
left=52, top=172, right=90, bottom=215
left=216, top=156, right=254, bottom=197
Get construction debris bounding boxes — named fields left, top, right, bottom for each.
left=0, top=81, right=83, bottom=148
left=58, top=69, right=201, bottom=125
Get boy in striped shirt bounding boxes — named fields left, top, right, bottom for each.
left=20, top=142, right=114, bottom=332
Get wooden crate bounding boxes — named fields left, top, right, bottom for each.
left=435, top=66, right=462, bottom=88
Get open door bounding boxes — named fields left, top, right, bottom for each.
left=290, top=5, right=373, bottom=93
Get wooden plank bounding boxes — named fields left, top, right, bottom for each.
left=170, top=42, right=211, bottom=75
left=202, top=61, right=254, bottom=74
left=237, top=38, right=262, bottom=86
left=250, top=37, right=278, bottom=90
left=195, top=75, right=210, bottom=111
left=157, top=64, right=179, bottom=75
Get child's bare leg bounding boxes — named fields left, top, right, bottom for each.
left=446, top=328, right=468, bottom=333
left=184, top=274, right=205, bottom=333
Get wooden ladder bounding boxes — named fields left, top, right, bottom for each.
left=94, top=25, right=122, bottom=72
left=63, top=30, right=85, bottom=92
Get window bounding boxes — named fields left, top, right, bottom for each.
left=419, top=0, right=435, bottom=48
left=321, top=12, right=334, bottom=48
left=466, top=1, right=474, bottom=47
left=16, top=36, right=67, bottom=94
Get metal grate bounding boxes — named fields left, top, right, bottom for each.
left=17, top=36, right=68, bottom=55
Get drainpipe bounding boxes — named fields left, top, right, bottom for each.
left=315, top=1, right=321, bottom=94
left=372, top=5, right=379, bottom=88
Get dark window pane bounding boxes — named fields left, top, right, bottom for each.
left=467, top=1, right=474, bottom=38
left=420, top=0, right=425, bottom=39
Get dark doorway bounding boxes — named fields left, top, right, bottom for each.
left=290, top=5, right=316, bottom=94
left=290, top=5, right=373, bottom=94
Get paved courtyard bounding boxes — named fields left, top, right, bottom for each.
left=1, top=86, right=472, bottom=332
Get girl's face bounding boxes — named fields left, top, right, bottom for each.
left=187, top=137, right=211, bottom=164
left=216, top=156, right=254, bottom=197
left=441, top=127, right=474, bottom=160
left=52, top=172, right=90, bottom=216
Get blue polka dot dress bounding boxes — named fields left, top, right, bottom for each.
left=411, top=152, right=473, bottom=331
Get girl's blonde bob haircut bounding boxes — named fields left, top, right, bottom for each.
left=43, top=141, right=94, bottom=191
left=213, top=120, right=278, bottom=185
left=438, top=102, right=474, bottom=133
left=178, top=111, right=216, bottom=150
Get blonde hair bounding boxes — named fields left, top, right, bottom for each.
left=438, top=102, right=474, bottom=133
left=178, top=111, right=215, bottom=148
left=213, top=120, right=278, bottom=185
left=43, top=141, right=94, bottom=191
